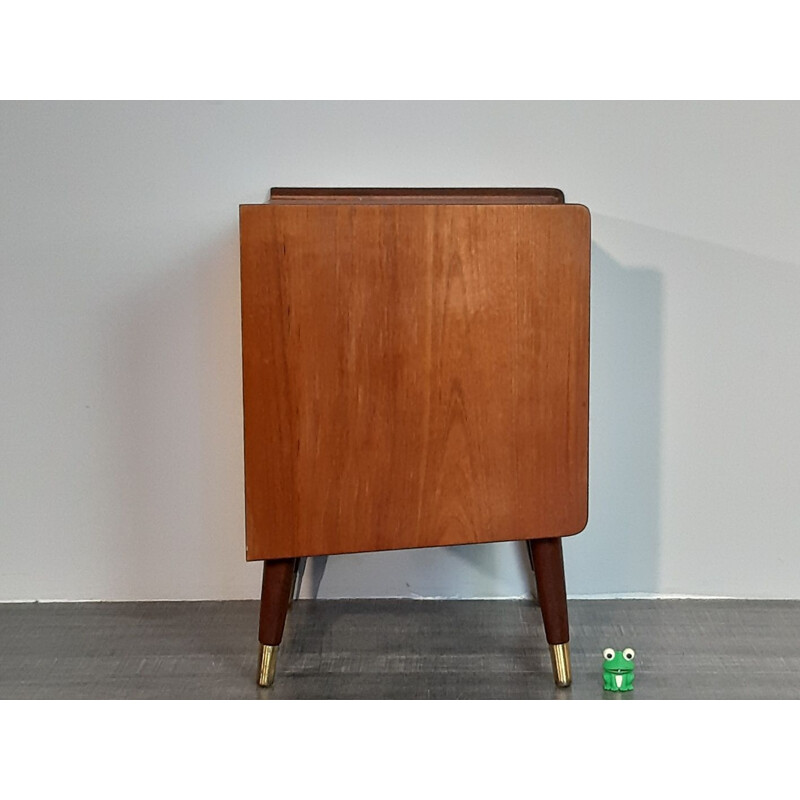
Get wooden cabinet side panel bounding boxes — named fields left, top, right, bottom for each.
left=240, top=204, right=589, bottom=560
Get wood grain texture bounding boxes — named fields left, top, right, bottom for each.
left=240, top=202, right=590, bottom=560
left=269, top=187, right=565, bottom=205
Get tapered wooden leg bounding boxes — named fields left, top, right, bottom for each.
left=257, top=558, right=297, bottom=687
left=528, top=537, right=571, bottom=688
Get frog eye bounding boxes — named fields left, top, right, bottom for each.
left=622, top=648, right=635, bottom=661
left=603, top=648, right=615, bottom=660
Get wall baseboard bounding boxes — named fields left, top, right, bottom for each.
left=3, top=593, right=799, bottom=603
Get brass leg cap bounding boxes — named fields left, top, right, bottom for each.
left=258, top=644, right=278, bottom=687
left=549, top=642, right=572, bottom=687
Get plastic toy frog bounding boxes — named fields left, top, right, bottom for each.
left=603, top=647, right=635, bottom=692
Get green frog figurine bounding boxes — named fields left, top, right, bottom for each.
left=603, top=647, right=635, bottom=692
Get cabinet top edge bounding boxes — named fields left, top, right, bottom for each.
left=261, top=187, right=566, bottom=205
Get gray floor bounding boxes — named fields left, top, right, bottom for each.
left=1, top=599, right=798, bottom=699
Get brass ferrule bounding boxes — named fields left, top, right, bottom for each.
left=258, top=644, right=278, bottom=687
left=549, top=642, right=572, bottom=687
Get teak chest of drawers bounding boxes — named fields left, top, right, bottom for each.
left=239, top=188, right=590, bottom=688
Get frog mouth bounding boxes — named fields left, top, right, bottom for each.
left=607, top=669, right=632, bottom=674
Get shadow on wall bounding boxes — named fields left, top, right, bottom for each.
left=563, top=243, right=662, bottom=596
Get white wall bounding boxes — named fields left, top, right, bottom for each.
left=2, top=101, right=799, bottom=601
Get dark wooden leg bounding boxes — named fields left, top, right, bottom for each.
left=257, top=558, right=297, bottom=687
left=528, top=537, right=571, bottom=687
